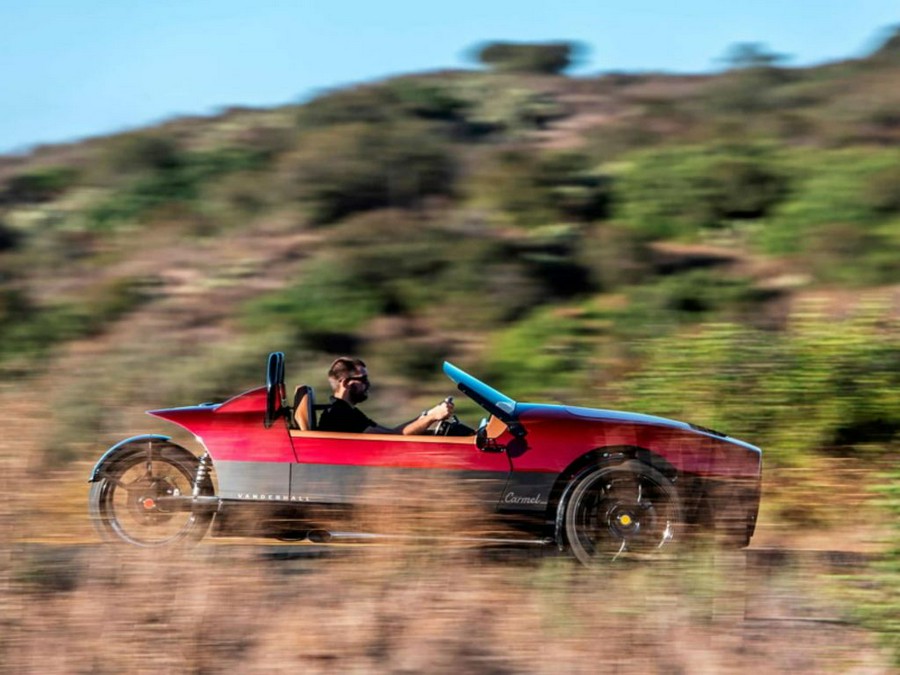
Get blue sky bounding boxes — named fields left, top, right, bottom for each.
left=1, top=1, right=897, bottom=155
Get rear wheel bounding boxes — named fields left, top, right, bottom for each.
left=564, top=460, right=681, bottom=565
left=89, top=444, right=214, bottom=547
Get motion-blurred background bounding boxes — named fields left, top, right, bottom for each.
left=1, top=4, right=898, bottom=672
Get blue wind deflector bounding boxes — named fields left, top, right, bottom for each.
left=442, top=361, right=518, bottom=422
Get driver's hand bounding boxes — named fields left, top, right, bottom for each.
left=428, top=399, right=455, bottom=422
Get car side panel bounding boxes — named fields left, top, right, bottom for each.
left=215, top=460, right=292, bottom=501
left=288, top=431, right=511, bottom=506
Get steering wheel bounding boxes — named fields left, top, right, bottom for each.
left=433, top=397, right=459, bottom=436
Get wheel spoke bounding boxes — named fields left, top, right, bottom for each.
left=611, top=538, right=628, bottom=561
left=122, top=475, right=149, bottom=490
left=107, top=475, right=129, bottom=490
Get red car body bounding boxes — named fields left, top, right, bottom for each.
left=89, top=353, right=762, bottom=563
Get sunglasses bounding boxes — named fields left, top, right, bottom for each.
left=344, top=375, right=369, bottom=384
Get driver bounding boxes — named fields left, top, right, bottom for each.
left=317, top=356, right=455, bottom=434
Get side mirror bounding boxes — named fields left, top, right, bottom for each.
left=476, top=417, right=508, bottom=453
left=475, top=418, right=488, bottom=450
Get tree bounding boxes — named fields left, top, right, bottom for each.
left=720, top=42, right=789, bottom=71
left=473, top=41, right=585, bottom=75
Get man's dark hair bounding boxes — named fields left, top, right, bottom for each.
left=328, top=356, right=366, bottom=384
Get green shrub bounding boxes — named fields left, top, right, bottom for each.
left=707, top=155, right=788, bottom=219
left=2, top=166, right=79, bottom=204
left=757, top=149, right=900, bottom=262
left=298, top=76, right=501, bottom=141
left=461, top=84, right=568, bottom=137
left=332, top=215, right=455, bottom=313
left=243, top=257, right=383, bottom=349
left=468, top=150, right=610, bottom=228
left=483, top=305, right=598, bottom=400
left=281, top=123, right=456, bottom=225
left=620, top=304, right=900, bottom=466
left=297, top=86, right=404, bottom=128
left=103, top=133, right=183, bottom=175
left=641, top=271, right=764, bottom=318
left=776, top=150, right=900, bottom=224
left=386, top=79, right=471, bottom=122
left=467, top=149, right=557, bottom=228
left=83, top=146, right=271, bottom=231
left=323, top=210, right=593, bottom=323
left=507, top=225, right=595, bottom=299
left=615, top=144, right=788, bottom=240
left=84, top=171, right=198, bottom=230
left=300, top=79, right=470, bottom=127
left=863, top=163, right=900, bottom=214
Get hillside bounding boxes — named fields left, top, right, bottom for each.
left=1, top=37, right=899, bottom=669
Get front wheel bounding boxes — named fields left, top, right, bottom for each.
left=564, top=460, right=681, bottom=565
left=88, top=443, right=214, bottom=547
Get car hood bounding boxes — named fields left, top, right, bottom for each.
left=562, top=405, right=693, bottom=430
left=520, top=403, right=761, bottom=454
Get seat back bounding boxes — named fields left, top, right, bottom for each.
left=292, top=385, right=316, bottom=431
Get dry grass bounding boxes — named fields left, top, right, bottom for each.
left=1, top=469, right=893, bottom=674
left=1, top=542, right=889, bottom=673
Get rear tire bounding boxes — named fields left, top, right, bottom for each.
left=88, top=443, right=214, bottom=547
left=564, top=460, right=681, bottom=565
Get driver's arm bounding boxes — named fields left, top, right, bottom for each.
left=364, top=400, right=455, bottom=435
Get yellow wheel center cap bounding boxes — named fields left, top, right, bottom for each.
left=618, top=514, right=633, bottom=526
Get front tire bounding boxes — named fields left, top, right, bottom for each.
left=564, top=460, right=681, bottom=565
left=88, top=443, right=214, bottom=547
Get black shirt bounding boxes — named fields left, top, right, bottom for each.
left=317, top=398, right=377, bottom=433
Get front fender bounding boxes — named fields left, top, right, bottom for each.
left=88, top=434, right=172, bottom=482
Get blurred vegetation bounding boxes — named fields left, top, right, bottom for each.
left=842, top=464, right=900, bottom=668
left=0, top=277, right=156, bottom=372
left=2, top=29, right=900, bottom=664
left=280, top=122, right=456, bottom=225
left=82, top=137, right=272, bottom=231
left=622, top=306, right=900, bottom=466
left=468, top=149, right=611, bottom=227
left=855, top=463, right=900, bottom=667
left=2, top=30, right=898, bottom=451
left=616, top=143, right=789, bottom=239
